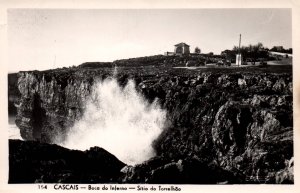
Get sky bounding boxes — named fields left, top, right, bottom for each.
left=7, top=9, right=292, bottom=72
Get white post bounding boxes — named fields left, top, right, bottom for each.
left=236, top=54, right=242, bottom=66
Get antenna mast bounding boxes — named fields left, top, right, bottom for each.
left=238, top=34, right=241, bottom=67
left=238, top=34, right=241, bottom=53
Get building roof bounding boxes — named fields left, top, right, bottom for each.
left=174, top=42, right=190, bottom=47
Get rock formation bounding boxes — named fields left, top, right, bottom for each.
left=11, top=64, right=293, bottom=184
left=9, top=139, right=125, bottom=183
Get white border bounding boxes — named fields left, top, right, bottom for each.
left=0, top=1, right=299, bottom=193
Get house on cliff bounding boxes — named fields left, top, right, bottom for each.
left=165, top=42, right=190, bottom=56
left=174, top=42, right=190, bottom=55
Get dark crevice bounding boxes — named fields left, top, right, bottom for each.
left=32, top=93, right=46, bottom=141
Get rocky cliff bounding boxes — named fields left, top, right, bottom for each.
left=9, top=139, right=125, bottom=183
left=12, top=65, right=293, bottom=184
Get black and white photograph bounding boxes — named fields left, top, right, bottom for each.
left=2, top=1, right=300, bottom=192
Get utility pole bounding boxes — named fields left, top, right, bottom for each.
left=238, top=34, right=241, bottom=67
left=238, top=34, right=241, bottom=51
left=236, top=34, right=242, bottom=67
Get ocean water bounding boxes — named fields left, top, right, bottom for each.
left=8, top=76, right=167, bottom=165
left=9, top=124, right=22, bottom=140
left=8, top=115, right=22, bottom=140
left=61, top=78, right=167, bottom=165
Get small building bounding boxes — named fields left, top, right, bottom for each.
left=174, top=42, right=190, bottom=55
left=164, top=51, right=175, bottom=56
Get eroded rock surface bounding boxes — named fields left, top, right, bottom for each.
left=12, top=65, right=293, bottom=183
left=9, top=139, right=125, bottom=183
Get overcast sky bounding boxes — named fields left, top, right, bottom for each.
left=8, top=9, right=291, bottom=72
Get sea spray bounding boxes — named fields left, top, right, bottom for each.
left=9, top=124, right=22, bottom=140
left=61, top=77, right=166, bottom=165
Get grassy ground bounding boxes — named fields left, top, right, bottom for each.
left=172, top=64, right=292, bottom=74
left=267, top=58, right=292, bottom=65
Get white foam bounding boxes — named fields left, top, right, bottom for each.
left=61, top=78, right=166, bottom=165
left=9, top=124, right=22, bottom=140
